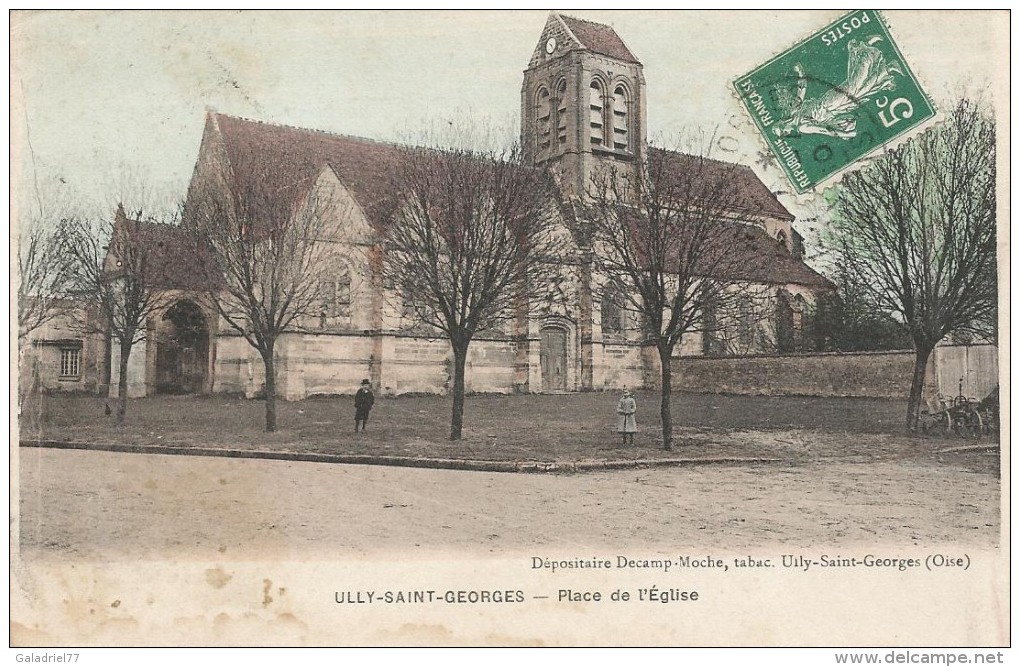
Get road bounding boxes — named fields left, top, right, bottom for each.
left=17, top=448, right=999, bottom=559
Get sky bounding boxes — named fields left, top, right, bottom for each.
left=10, top=9, right=1009, bottom=226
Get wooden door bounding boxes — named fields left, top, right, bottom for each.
left=540, top=326, right=567, bottom=391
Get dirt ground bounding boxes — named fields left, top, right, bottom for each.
left=17, top=391, right=1000, bottom=559
left=18, top=448, right=1000, bottom=559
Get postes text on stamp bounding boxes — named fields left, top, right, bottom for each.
left=734, top=10, right=936, bottom=193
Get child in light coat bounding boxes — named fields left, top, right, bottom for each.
left=616, top=389, right=637, bottom=446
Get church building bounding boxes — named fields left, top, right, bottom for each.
left=108, top=13, right=831, bottom=401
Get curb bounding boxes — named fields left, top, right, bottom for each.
left=18, top=440, right=782, bottom=474
left=933, top=444, right=1000, bottom=455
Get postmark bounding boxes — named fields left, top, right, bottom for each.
left=733, top=10, right=936, bottom=193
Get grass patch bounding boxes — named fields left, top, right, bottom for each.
left=18, top=390, right=987, bottom=469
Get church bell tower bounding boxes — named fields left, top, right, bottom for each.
left=521, top=13, right=647, bottom=199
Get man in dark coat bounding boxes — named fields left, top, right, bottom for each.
left=354, top=379, right=375, bottom=432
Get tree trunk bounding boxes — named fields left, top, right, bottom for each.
left=906, top=343, right=934, bottom=433
left=659, top=344, right=674, bottom=450
left=450, top=340, right=469, bottom=441
left=578, top=258, right=594, bottom=391
left=101, top=326, right=113, bottom=396
left=263, top=346, right=278, bottom=433
left=116, top=338, right=132, bottom=426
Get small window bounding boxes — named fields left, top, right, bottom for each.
left=601, top=282, right=627, bottom=335
left=777, top=230, right=788, bottom=250
left=536, top=87, right=552, bottom=152
left=793, top=294, right=807, bottom=337
left=319, top=272, right=352, bottom=320
left=589, top=81, right=604, bottom=146
left=60, top=348, right=81, bottom=378
left=555, top=80, right=568, bottom=144
left=613, top=85, right=629, bottom=151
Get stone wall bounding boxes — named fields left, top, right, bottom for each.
left=108, top=339, right=149, bottom=399
left=595, top=342, right=645, bottom=391
left=671, top=350, right=937, bottom=399
left=19, top=308, right=106, bottom=395
left=380, top=336, right=451, bottom=396
left=210, top=334, right=252, bottom=396
left=211, top=331, right=530, bottom=399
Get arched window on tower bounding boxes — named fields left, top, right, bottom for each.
left=589, top=80, right=605, bottom=146
left=613, top=85, right=629, bottom=151
left=555, top=80, right=568, bottom=145
left=536, top=87, right=552, bottom=154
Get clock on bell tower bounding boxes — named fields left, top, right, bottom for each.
left=521, top=13, right=646, bottom=199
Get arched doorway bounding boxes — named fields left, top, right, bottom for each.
left=155, top=300, right=209, bottom=394
left=540, top=325, right=568, bottom=392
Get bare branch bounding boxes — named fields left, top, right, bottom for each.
left=827, top=98, right=997, bottom=430
left=17, top=221, right=73, bottom=338
left=381, top=140, right=568, bottom=440
left=582, top=133, right=780, bottom=448
left=57, top=204, right=180, bottom=423
left=187, top=158, right=350, bottom=432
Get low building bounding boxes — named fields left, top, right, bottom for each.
left=19, top=302, right=107, bottom=395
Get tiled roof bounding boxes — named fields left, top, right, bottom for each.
left=648, top=147, right=794, bottom=221
left=619, top=207, right=832, bottom=289
left=213, top=113, right=405, bottom=231
left=212, top=115, right=794, bottom=230
left=111, top=212, right=222, bottom=291
left=206, top=114, right=826, bottom=289
left=558, top=14, right=639, bottom=64
left=725, top=224, right=833, bottom=288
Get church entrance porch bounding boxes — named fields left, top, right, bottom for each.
left=155, top=299, right=210, bottom=395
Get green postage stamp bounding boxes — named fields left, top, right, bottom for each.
left=734, top=10, right=936, bottom=193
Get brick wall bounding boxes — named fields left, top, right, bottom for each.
left=671, top=350, right=937, bottom=399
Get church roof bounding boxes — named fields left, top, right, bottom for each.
left=201, top=113, right=825, bottom=289
left=557, top=14, right=639, bottom=64
left=649, top=147, right=795, bottom=222
left=209, top=113, right=794, bottom=228
left=212, top=113, right=405, bottom=232
left=614, top=205, right=831, bottom=289
left=109, top=208, right=222, bottom=291
left=727, top=224, right=832, bottom=288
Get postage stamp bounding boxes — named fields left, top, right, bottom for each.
left=734, top=10, right=936, bottom=193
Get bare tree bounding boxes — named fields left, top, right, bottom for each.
left=15, top=172, right=82, bottom=340
left=59, top=206, right=174, bottom=423
left=17, top=221, right=72, bottom=339
left=813, top=237, right=913, bottom=352
left=828, top=98, right=997, bottom=431
left=188, top=165, right=345, bottom=433
left=582, top=140, right=771, bottom=450
left=706, top=286, right=779, bottom=357
left=382, top=142, right=563, bottom=440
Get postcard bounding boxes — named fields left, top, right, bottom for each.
left=11, top=10, right=1008, bottom=648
